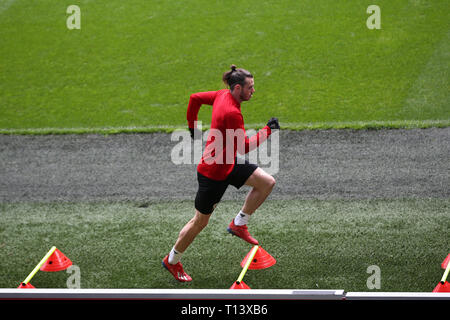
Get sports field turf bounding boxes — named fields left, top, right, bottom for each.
left=0, top=1, right=449, bottom=293
left=0, top=0, right=449, bottom=133
left=1, top=199, right=448, bottom=291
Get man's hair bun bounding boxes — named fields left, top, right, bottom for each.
left=222, top=65, right=253, bottom=91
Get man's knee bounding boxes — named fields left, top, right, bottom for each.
left=246, top=168, right=276, bottom=193
left=265, top=175, right=276, bottom=191
left=193, top=210, right=210, bottom=229
left=254, top=173, right=275, bottom=192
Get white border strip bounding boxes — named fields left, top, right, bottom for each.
left=345, top=292, right=450, bottom=300
left=0, top=289, right=344, bottom=300
left=0, top=289, right=449, bottom=300
left=0, top=125, right=184, bottom=135
left=0, top=119, right=448, bottom=135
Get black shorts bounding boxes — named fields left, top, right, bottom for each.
left=195, top=159, right=258, bottom=215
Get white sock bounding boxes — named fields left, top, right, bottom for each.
left=234, top=210, right=251, bottom=226
left=168, top=247, right=183, bottom=265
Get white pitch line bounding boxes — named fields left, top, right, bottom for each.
left=0, top=288, right=449, bottom=300
left=0, top=288, right=346, bottom=300
left=0, top=119, right=448, bottom=135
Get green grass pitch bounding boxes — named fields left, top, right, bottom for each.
left=0, top=0, right=449, bottom=133
left=1, top=199, right=448, bottom=291
left=0, top=1, right=448, bottom=292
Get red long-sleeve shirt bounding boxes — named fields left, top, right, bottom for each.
left=187, top=89, right=271, bottom=180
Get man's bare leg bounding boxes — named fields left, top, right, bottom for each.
left=227, top=168, right=275, bottom=244
left=241, top=168, right=276, bottom=215
left=173, top=210, right=211, bottom=254
left=162, top=210, right=210, bottom=282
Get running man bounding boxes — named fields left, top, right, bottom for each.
left=162, top=65, right=280, bottom=282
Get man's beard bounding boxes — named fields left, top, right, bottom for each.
left=240, top=91, right=252, bottom=101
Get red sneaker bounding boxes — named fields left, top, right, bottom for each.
left=227, top=220, right=259, bottom=245
left=162, top=255, right=192, bottom=282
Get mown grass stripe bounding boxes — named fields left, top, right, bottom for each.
left=0, top=119, right=448, bottom=135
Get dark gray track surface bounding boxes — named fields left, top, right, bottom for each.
left=0, top=128, right=449, bottom=202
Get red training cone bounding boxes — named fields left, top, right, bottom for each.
left=240, top=246, right=276, bottom=270
left=441, top=254, right=450, bottom=269
left=18, top=282, right=35, bottom=289
left=433, top=281, right=450, bottom=293
left=230, top=281, right=251, bottom=289
left=40, top=248, right=72, bottom=272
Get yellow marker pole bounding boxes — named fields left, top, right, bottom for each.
left=22, top=246, right=57, bottom=284
left=440, top=260, right=450, bottom=284
left=236, top=245, right=259, bottom=284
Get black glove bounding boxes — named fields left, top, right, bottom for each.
left=189, top=127, right=201, bottom=139
left=267, top=117, right=280, bottom=130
